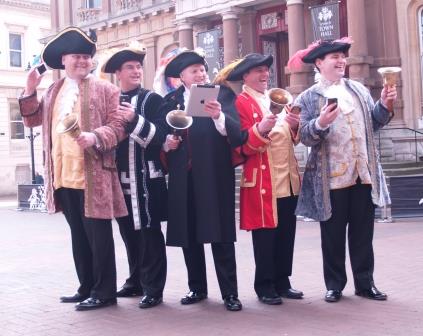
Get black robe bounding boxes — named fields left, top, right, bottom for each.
left=116, top=86, right=168, bottom=229
left=160, top=85, right=247, bottom=247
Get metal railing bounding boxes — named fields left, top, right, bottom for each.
left=377, top=127, right=423, bottom=163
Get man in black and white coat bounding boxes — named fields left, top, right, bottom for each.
left=102, top=46, right=167, bottom=308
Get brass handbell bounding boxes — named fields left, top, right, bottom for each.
left=166, top=104, right=193, bottom=134
left=56, top=113, right=98, bottom=158
left=268, top=88, right=293, bottom=114
left=377, top=67, right=401, bottom=112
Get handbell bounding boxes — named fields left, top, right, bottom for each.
left=268, top=88, right=293, bottom=114
left=166, top=105, right=193, bottom=133
left=56, top=113, right=98, bottom=158
left=377, top=67, right=401, bottom=112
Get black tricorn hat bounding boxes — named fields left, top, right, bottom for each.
left=226, top=53, right=273, bottom=81
left=164, top=50, right=208, bottom=78
left=41, top=26, right=96, bottom=70
left=102, top=47, right=146, bottom=73
left=302, top=40, right=351, bottom=64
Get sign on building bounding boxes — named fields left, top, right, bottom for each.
left=310, top=2, right=340, bottom=40
left=197, top=29, right=222, bottom=80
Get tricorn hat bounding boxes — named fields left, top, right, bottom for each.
left=102, top=46, right=146, bottom=73
left=164, top=49, right=208, bottom=78
left=226, top=53, right=273, bottom=81
left=42, top=26, right=96, bottom=70
left=287, top=37, right=353, bottom=70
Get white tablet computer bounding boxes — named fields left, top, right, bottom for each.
left=185, top=84, right=220, bottom=117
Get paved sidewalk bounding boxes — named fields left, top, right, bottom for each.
left=1, top=202, right=422, bottom=336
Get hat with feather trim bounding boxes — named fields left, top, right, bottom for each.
left=102, top=44, right=146, bottom=73
left=287, top=37, right=353, bottom=71
left=164, top=49, right=208, bottom=78
left=226, top=53, right=273, bottom=81
left=41, top=26, right=96, bottom=70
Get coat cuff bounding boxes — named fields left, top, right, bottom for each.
left=130, top=116, right=156, bottom=148
left=18, top=92, right=39, bottom=117
left=245, top=124, right=271, bottom=152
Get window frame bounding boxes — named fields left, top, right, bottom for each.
left=9, top=101, right=25, bottom=140
left=9, top=32, right=23, bottom=68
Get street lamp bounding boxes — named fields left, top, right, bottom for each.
left=26, top=127, right=40, bottom=184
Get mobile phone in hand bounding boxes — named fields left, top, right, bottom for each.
left=35, top=63, right=47, bottom=75
left=119, top=94, right=131, bottom=105
left=326, top=97, right=338, bottom=110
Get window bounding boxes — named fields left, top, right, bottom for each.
left=9, top=33, right=23, bottom=68
left=85, top=0, right=101, bottom=8
left=10, top=102, right=24, bottom=140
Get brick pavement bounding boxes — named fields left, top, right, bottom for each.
left=1, top=201, right=422, bottom=336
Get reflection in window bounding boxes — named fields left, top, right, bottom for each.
left=9, top=33, right=22, bottom=67
left=85, top=0, right=101, bottom=8
left=419, top=8, right=423, bottom=107
left=10, top=102, right=24, bottom=140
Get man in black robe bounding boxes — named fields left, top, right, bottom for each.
left=102, top=46, right=168, bottom=308
left=160, top=50, right=247, bottom=311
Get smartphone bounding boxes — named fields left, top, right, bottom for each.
left=327, top=97, right=338, bottom=108
left=290, top=106, right=301, bottom=115
left=35, top=63, right=47, bottom=75
left=119, top=94, right=131, bottom=105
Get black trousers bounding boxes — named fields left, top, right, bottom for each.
left=320, top=182, right=375, bottom=291
left=56, top=188, right=117, bottom=300
left=116, top=199, right=142, bottom=291
left=182, top=175, right=238, bottom=299
left=116, top=195, right=167, bottom=297
left=252, top=195, right=298, bottom=297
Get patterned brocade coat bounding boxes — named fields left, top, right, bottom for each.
left=18, top=76, right=129, bottom=219
left=294, top=78, right=392, bottom=222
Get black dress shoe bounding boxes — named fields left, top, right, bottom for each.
left=224, top=295, right=242, bottom=311
left=355, top=286, right=387, bottom=301
left=60, top=293, right=89, bottom=303
left=116, top=287, right=143, bottom=297
left=139, top=295, right=163, bottom=309
left=75, top=297, right=117, bottom=311
left=278, top=288, right=304, bottom=300
left=180, top=291, right=207, bottom=305
left=325, top=290, right=342, bottom=303
left=258, top=294, right=283, bottom=305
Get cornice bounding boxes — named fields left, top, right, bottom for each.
left=0, top=0, right=49, bottom=12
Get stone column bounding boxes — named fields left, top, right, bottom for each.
left=219, top=8, right=241, bottom=65
left=176, top=19, right=194, bottom=50
left=144, top=37, right=157, bottom=90
left=286, top=0, right=309, bottom=95
left=346, top=0, right=373, bottom=85
left=239, top=9, right=256, bottom=56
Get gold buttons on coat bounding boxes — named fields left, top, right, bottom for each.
left=261, top=165, right=266, bottom=170
left=261, top=189, right=266, bottom=194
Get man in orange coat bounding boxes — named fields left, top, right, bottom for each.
left=228, top=53, right=303, bottom=305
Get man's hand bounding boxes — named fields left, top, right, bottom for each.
left=381, top=85, right=397, bottom=108
left=284, top=107, right=300, bottom=132
left=24, top=68, right=43, bottom=96
left=117, top=102, right=136, bottom=122
left=317, top=103, right=339, bottom=129
left=257, top=114, right=277, bottom=135
left=76, top=132, right=97, bottom=149
left=165, top=134, right=181, bottom=151
left=204, top=100, right=222, bottom=120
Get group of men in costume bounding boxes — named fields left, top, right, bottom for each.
left=19, top=26, right=396, bottom=311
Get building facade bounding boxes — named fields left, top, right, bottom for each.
left=0, top=0, right=51, bottom=196
left=50, top=0, right=177, bottom=89
left=174, top=0, right=423, bottom=163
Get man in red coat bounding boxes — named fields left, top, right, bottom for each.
left=228, top=53, right=303, bottom=305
